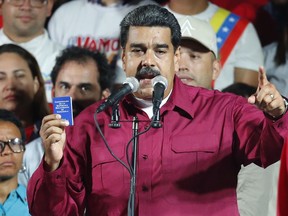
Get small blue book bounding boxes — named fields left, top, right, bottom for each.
left=52, top=96, right=74, bottom=125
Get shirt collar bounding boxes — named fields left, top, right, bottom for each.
left=163, top=76, right=199, bottom=119
left=14, top=184, right=28, bottom=204
left=0, top=29, right=48, bottom=50
left=124, top=76, right=199, bottom=119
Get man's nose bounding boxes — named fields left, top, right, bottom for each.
left=1, top=144, right=13, bottom=155
left=178, top=65, right=189, bottom=72
left=66, top=87, right=79, bottom=101
left=142, top=50, right=156, bottom=67
left=178, top=57, right=189, bottom=72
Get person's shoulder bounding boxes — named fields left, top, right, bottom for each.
left=197, top=87, right=248, bottom=107
left=73, top=101, right=103, bottom=125
left=210, top=2, right=252, bottom=25
left=25, top=137, right=42, bottom=151
left=208, top=2, right=256, bottom=44
left=16, top=184, right=27, bottom=199
left=263, top=42, right=277, bottom=61
left=211, top=6, right=259, bottom=52
left=180, top=86, right=250, bottom=118
left=179, top=83, right=239, bottom=107
left=0, top=28, right=5, bottom=39
left=52, top=0, right=87, bottom=17
left=17, top=184, right=27, bottom=191
left=0, top=29, right=12, bottom=44
left=43, top=31, right=64, bottom=50
left=263, top=42, right=277, bottom=52
left=199, top=87, right=237, bottom=99
left=45, top=40, right=64, bottom=54
left=130, top=0, right=159, bottom=6
left=65, top=101, right=104, bottom=144
left=57, top=0, right=86, bottom=9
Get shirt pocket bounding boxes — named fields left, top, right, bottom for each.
left=91, top=146, right=129, bottom=196
left=163, top=132, right=219, bottom=176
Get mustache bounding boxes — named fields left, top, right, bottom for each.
left=136, top=67, right=161, bottom=79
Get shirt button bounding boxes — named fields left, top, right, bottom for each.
left=142, top=154, right=148, bottom=160
left=142, top=185, right=149, bottom=192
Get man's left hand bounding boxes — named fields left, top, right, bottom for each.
left=248, top=66, right=287, bottom=118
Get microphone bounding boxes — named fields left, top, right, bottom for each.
left=152, top=75, right=168, bottom=114
left=96, top=77, right=139, bottom=113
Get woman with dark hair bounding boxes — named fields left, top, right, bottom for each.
left=264, top=4, right=288, bottom=97
left=0, top=44, right=51, bottom=143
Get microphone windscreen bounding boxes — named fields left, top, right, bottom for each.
left=123, top=77, right=139, bottom=92
left=152, top=75, right=168, bottom=90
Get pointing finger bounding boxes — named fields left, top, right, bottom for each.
left=258, top=66, right=269, bottom=88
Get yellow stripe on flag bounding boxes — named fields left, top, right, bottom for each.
left=210, top=8, right=230, bottom=33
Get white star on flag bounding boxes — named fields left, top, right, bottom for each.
left=229, top=17, right=236, bottom=23
left=217, top=37, right=222, bottom=43
left=222, top=27, right=229, bottom=32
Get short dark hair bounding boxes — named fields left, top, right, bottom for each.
left=0, top=44, right=50, bottom=121
left=51, top=46, right=115, bottom=91
left=0, top=109, right=25, bottom=141
left=120, top=4, right=181, bottom=52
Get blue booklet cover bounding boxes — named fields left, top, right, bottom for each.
left=52, top=96, right=74, bottom=125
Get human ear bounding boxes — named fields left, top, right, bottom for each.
left=33, top=78, right=40, bottom=94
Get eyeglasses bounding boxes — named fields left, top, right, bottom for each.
left=5, top=0, right=48, bottom=8
left=0, top=138, right=25, bottom=154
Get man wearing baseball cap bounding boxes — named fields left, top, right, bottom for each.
left=177, top=16, right=220, bottom=89
left=176, top=16, right=269, bottom=216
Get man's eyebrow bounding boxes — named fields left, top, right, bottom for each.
left=155, top=44, right=169, bottom=49
left=77, top=83, right=93, bottom=87
left=129, top=43, right=169, bottom=49
left=130, top=43, right=146, bottom=48
left=58, top=81, right=70, bottom=86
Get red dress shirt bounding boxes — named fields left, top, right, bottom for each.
left=277, top=138, right=288, bottom=216
left=28, top=77, right=288, bottom=216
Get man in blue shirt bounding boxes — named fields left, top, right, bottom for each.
left=0, top=109, right=30, bottom=216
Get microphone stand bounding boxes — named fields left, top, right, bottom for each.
left=109, top=103, right=121, bottom=128
left=151, top=109, right=162, bottom=128
left=128, top=116, right=139, bottom=216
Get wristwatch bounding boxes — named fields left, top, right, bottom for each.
left=283, top=98, right=288, bottom=113
left=271, top=98, right=288, bottom=120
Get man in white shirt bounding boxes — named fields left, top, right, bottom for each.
left=47, top=0, right=157, bottom=85
left=176, top=16, right=220, bottom=90
left=176, top=15, right=274, bottom=216
left=165, top=0, right=263, bottom=90
left=0, top=0, right=64, bottom=102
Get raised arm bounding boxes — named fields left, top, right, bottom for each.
left=248, top=66, right=287, bottom=118
left=39, top=114, right=68, bottom=171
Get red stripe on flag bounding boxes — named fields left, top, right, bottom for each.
left=219, top=18, right=249, bottom=66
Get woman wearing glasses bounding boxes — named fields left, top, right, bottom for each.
left=0, top=109, right=29, bottom=216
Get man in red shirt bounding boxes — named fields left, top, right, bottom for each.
left=27, top=4, right=288, bottom=216
left=277, top=137, right=288, bottom=216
